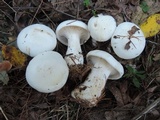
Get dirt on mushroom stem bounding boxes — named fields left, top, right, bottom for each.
left=67, top=64, right=92, bottom=91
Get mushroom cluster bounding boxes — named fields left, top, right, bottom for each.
left=16, top=13, right=146, bottom=107
left=17, top=24, right=69, bottom=93
left=70, top=14, right=146, bottom=107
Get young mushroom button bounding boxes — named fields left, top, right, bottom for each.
left=71, top=50, right=124, bottom=107
left=88, top=14, right=116, bottom=43
left=111, top=22, right=146, bottom=59
left=17, top=24, right=57, bottom=57
left=25, top=51, right=69, bottom=93
left=56, top=20, right=90, bottom=66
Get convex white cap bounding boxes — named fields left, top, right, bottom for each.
left=25, top=51, right=69, bottom=93
left=17, top=24, right=57, bottom=57
left=88, top=14, right=116, bottom=42
left=111, top=22, right=146, bottom=59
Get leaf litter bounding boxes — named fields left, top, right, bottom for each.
left=0, top=0, right=160, bottom=120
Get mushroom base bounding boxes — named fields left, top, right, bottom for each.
left=72, top=88, right=105, bottom=108
left=71, top=60, right=111, bottom=107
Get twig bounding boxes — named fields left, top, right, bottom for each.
left=0, top=106, right=9, bottom=120
left=50, top=0, right=74, bottom=5
left=65, top=104, right=69, bottom=120
left=2, top=0, right=16, bottom=13
left=147, top=40, right=160, bottom=45
left=0, top=31, right=12, bottom=35
left=131, top=97, right=160, bottom=120
left=29, top=0, right=43, bottom=24
left=76, top=0, right=80, bottom=19
left=41, top=9, right=56, bottom=30
left=75, top=105, right=80, bottom=120
left=53, top=8, right=76, bottom=19
left=0, top=9, right=16, bottom=26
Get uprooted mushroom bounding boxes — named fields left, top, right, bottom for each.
left=56, top=20, right=90, bottom=66
left=71, top=50, right=124, bottom=107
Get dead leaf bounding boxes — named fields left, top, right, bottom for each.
left=114, top=15, right=124, bottom=25
left=0, top=71, right=9, bottom=85
left=131, top=0, right=160, bottom=25
left=0, top=60, right=12, bottom=72
left=107, top=82, right=124, bottom=106
left=155, top=71, right=160, bottom=83
left=153, top=53, right=160, bottom=61
left=147, top=86, right=158, bottom=93
left=124, top=41, right=131, bottom=50
left=88, top=110, right=106, bottom=120
left=0, top=52, right=10, bottom=85
left=130, top=0, right=140, bottom=6
left=140, top=14, right=160, bottom=38
left=2, top=45, right=27, bottom=67
left=132, top=93, right=143, bottom=105
left=105, top=104, right=134, bottom=120
left=94, top=0, right=109, bottom=8
left=128, top=26, right=140, bottom=36
left=107, top=81, right=131, bottom=106
left=119, top=80, right=131, bottom=104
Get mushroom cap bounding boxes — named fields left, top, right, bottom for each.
left=25, top=51, right=69, bottom=93
left=17, top=24, right=57, bottom=57
left=88, top=14, right=116, bottom=42
left=111, top=22, right=146, bottom=59
left=56, top=20, right=90, bottom=45
left=86, top=50, right=124, bottom=80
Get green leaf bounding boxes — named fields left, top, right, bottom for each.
left=140, top=1, right=150, bottom=13
left=0, top=51, right=9, bottom=85
left=83, top=0, right=90, bottom=7
left=91, top=10, right=97, bottom=17
left=126, top=65, right=137, bottom=74
left=133, top=78, right=140, bottom=88
left=136, top=74, right=146, bottom=80
left=0, top=71, right=9, bottom=85
left=136, top=70, right=146, bottom=74
left=126, top=65, right=132, bottom=72
left=123, top=74, right=131, bottom=78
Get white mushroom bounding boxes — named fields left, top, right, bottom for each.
left=17, top=24, right=57, bottom=57
left=111, top=22, right=146, bottom=59
left=71, top=50, right=124, bottom=107
left=88, top=14, right=116, bottom=44
left=56, top=20, right=90, bottom=66
left=25, top=51, right=69, bottom=93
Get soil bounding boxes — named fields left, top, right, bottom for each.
left=0, top=0, right=160, bottom=120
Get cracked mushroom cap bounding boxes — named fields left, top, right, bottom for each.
left=25, top=51, right=69, bottom=93
left=56, top=20, right=90, bottom=45
left=87, top=50, right=124, bottom=80
left=88, top=14, right=116, bottom=42
left=17, top=24, right=57, bottom=57
left=111, top=22, right=146, bottom=59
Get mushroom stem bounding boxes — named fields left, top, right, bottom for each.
left=71, top=59, right=114, bottom=107
left=65, top=33, right=83, bottom=66
left=91, top=38, right=98, bottom=47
